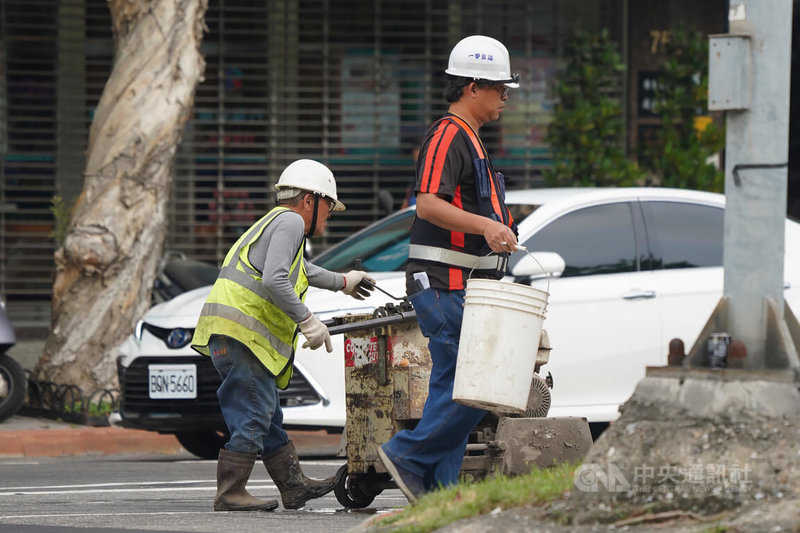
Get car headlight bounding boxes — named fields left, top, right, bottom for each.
left=134, top=319, right=144, bottom=341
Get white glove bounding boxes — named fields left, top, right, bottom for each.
left=341, top=270, right=376, bottom=300
left=299, top=314, right=333, bottom=352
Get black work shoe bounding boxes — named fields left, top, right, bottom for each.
left=378, top=445, right=426, bottom=503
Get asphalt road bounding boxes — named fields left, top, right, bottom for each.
left=0, top=452, right=406, bottom=533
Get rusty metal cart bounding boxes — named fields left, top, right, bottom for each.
left=326, top=300, right=591, bottom=508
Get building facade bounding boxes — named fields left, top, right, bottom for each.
left=7, top=0, right=790, bottom=328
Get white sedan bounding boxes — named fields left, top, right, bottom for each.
left=115, top=187, right=800, bottom=457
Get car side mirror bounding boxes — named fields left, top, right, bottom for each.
left=510, top=251, right=566, bottom=279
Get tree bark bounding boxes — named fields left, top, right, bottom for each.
left=35, top=0, right=207, bottom=394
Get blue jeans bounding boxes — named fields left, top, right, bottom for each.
left=381, top=288, right=486, bottom=489
left=209, top=335, right=289, bottom=456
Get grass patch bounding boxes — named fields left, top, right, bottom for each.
left=700, top=526, right=734, bottom=533
left=373, top=462, right=578, bottom=533
left=63, top=400, right=116, bottom=417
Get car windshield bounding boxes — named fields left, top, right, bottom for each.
left=313, top=203, right=541, bottom=272
left=313, top=209, right=415, bottom=272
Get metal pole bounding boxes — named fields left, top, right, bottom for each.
left=720, top=1, right=793, bottom=368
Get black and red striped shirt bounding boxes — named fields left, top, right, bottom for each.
left=406, top=113, right=515, bottom=291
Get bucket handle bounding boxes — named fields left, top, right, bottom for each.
left=468, top=245, right=550, bottom=308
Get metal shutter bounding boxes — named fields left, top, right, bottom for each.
left=1, top=0, right=623, bottom=327
left=1, top=0, right=60, bottom=326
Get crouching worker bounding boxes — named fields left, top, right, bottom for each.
left=191, top=159, right=375, bottom=511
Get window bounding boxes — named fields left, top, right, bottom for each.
left=643, top=201, right=724, bottom=269
left=312, top=209, right=415, bottom=272
left=520, top=203, right=639, bottom=277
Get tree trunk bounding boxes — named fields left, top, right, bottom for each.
left=35, top=0, right=208, bottom=394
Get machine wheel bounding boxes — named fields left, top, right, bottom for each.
left=523, top=374, right=551, bottom=418
left=0, top=353, right=26, bottom=422
left=175, top=430, right=229, bottom=459
left=490, top=374, right=552, bottom=420
left=333, top=464, right=379, bottom=508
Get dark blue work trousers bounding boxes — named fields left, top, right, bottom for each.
left=209, top=335, right=290, bottom=456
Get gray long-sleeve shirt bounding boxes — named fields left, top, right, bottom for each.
left=247, top=209, right=344, bottom=324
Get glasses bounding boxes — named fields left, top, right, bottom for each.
left=316, top=194, right=335, bottom=211
left=478, top=83, right=509, bottom=99
left=487, top=84, right=509, bottom=99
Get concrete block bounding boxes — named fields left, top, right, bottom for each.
left=494, top=417, right=592, bottom=475
left=631, top=373, right=800, bottom=419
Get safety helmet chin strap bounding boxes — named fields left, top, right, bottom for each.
left=305, top=194, right=320, bottom=238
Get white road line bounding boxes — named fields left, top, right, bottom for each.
left=1, top=511, right=215, bottom=519
left=1, top=480, right=217, bottom=490
left=0, top=482, right=277, bottom=497
left=0, top=487, right=213, bottom=496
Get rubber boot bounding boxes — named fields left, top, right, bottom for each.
left=262, top=441, right=335, bottom=509
left=214, top=449, right=279, bottom=511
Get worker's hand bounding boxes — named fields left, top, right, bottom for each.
left=483, top=220, right=517, bottom=253
left=299, top=314, right=333, bottom=352
left=341, top=271, right=376, bottom=300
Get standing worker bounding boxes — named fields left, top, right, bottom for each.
left=191, top=159, right=375, bottom=511
left=378, top=35, right=520, bottom=503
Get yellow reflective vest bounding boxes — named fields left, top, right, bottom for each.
left=191, top=207, right=308, bottom=389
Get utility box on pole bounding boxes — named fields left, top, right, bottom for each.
left=708, top=34, right=751, bottom=111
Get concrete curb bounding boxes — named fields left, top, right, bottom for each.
left=0, top=416, right=344, bottom=458
left=0, top=425, right=183, bottom=457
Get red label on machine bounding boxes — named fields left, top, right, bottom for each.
left=344, top=336, right=390, bottom=368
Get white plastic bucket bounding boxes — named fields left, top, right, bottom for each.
left=453, top=278, right=547, bottom=413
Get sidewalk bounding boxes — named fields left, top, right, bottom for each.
left=0, top=415, right=343, bottom=458
left=2, top=339, right=343, bottom=458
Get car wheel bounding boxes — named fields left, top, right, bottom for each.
left=0, top=353, right=26, bottom=422
left=175, top=430, right=229, bottom=459
left=333, top=464, right=379, bottom=508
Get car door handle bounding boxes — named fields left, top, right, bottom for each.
left=622, top=290, right=656, bottom=300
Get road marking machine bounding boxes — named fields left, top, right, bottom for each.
left=325, top=294, right=592, bottom=508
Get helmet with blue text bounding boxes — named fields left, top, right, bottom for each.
left=445, top=35, right=520, bottom=88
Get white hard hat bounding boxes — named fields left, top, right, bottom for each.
left=275, top=159, right=345, bottom=211
left=445, top=35, right=520, bottom=88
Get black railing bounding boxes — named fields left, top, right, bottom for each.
left=19, top=371, right=120, bottom=426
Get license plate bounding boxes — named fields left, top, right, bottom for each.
left=148, top=364, right=197, bottom=399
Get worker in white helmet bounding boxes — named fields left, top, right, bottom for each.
left=378, top=35, right=520, bottom=503
left=192, top=159, right=374, bottom=512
